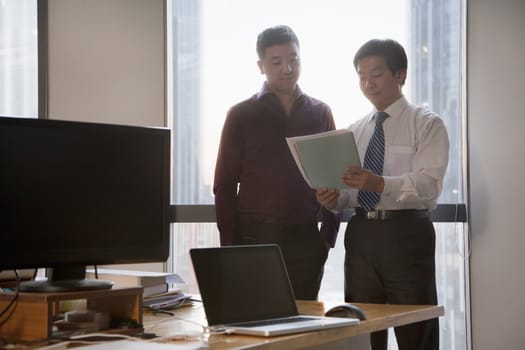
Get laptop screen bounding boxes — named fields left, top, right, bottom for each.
left=190, top=245, right=299, bottom=326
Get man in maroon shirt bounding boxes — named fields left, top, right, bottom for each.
left=213, top=25, right=339, bottom=300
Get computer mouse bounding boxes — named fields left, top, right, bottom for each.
left=325, top=303, right=367, bottom=320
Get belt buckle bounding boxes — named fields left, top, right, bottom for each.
left=366, top=210, right=378, bottom=220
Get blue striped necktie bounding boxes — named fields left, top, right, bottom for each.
left=357, top=112, right=389, bottom=211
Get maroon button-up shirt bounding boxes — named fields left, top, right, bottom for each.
left=214, top=84, right=339, bottom=246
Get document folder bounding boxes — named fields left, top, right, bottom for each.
left=286, top=129, right=361, bottom=189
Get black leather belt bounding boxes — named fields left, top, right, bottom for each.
left=355, top=207, right=429, bottom=220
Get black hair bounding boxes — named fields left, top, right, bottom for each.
left=353, top=39, right=408, bottom=80
left=256, top=25, right=299, bottom=59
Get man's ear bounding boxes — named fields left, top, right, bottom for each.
left=396, top=69, right=407, bottom=84
left=257, top=60, right=265, bottom=74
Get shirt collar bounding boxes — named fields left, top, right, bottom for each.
left=256, top=82, right=304, bottom=100
left=367, top=95, right=408, bottom=124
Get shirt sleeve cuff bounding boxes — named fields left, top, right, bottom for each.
left=382, top=176, right=402, bottom=196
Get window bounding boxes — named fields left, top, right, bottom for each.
left=0, top=0, right=38, bottom=118
left=3, top=1, right=468, bottom=348
left=167, top=1, right=468, bottom=349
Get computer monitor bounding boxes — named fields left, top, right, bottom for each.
left=0, top=116, right=171, bottom=292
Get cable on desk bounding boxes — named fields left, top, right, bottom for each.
left=203, top=326, right=229, bottom=335
left=145, top=306, right=175, bottom=316
left=69, top=333, right=142, bottom=342
left=144, top=296, right=196, bottom=316
left=147, top=312, right=206, bottom=332
left=146, top=310, right=209, bottom=343
left=0, top=270, right=20, bottom=326
left=36, top=332, right=151, bottom=350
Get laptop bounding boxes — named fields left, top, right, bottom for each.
left=190, top=244, right=359, bottom=337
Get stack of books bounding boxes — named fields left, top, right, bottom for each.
left=85, top=268, right=185, bottom=298
left=85, top=269, right=195, bottom=313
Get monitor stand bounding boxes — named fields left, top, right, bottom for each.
left=0, top=287, right=143, bottom=342
left=19, top=266, right=113, bottom=292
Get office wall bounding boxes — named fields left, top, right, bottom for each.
left=468, top=0, right=525, bottom=349
left=43, top=0, right=166, bottom=272
left=45, top=0, right=165, bottom=127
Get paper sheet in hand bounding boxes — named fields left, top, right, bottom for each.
left=286, top=129, right=360, bottom=189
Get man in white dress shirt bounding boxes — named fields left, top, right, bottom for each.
left=317, top=39, right=449, bottom=350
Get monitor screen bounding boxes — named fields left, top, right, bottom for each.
left=0, top=116, right=171, bottom=292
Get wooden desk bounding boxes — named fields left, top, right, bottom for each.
left=143, top=301, right=444, bottom=350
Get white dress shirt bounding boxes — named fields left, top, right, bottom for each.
left=335, top=96, right=449, bottom=211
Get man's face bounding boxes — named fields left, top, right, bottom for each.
left=357, top=55, right=405, bottom=111
left=258, top=42, right=301, bottom=94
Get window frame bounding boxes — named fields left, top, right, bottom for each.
left=168, top=204, right=467, bottom=223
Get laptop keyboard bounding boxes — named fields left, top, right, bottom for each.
left=231, top=316, right=319, bottom=328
